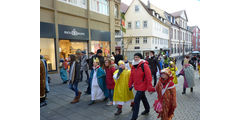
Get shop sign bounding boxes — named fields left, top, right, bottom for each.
left=58, top=24, right=89, bottom=40
left=64, top=29, right=85, bottom=36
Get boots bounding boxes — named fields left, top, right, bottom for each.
left=114, top=108, right=122, bottom=116
left=182, top=88, right=186, bottom=94
left=70, top=97, right=79, bottom=104
left=70, top=91, right=81, bottom=104
left=190, top=87, right=193, bottom=92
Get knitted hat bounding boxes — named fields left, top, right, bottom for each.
left=134, top=53, right=143, bottom=59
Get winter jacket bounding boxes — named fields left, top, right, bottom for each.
left=105, top=66, right=116, bottom=89
left=114, top=54, right=123, bottom=64
left=80, top=54, right=89, bottom=71
left=147, top=56, right=161, bottom=73
left=129, top=60, right=155, bottom=92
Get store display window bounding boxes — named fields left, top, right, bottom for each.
left=40, top=38, right=56, bottom=71
left=59, top=40, right=88, bottom=59
left=90, top=41, right=110, bottom=56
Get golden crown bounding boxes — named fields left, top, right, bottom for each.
left=93, top=57, right=100, bottom=63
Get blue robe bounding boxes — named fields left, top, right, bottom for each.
left=60, top=67, right=68, bottom=82
left=89, top=67, right=108, bottom=97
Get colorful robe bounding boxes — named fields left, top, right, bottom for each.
left=40, top=60, right=46, bottom=98
left=179, top=64, right=195, bottom=88
left=167, top=66, right=178, bottom=84
left=156, top=81, right=177, bottom=120
left=113, top=69, right=134, bottom=105
left=41, top=59, right=49, bottom=92
left=89, top=67, right=108, bottom=99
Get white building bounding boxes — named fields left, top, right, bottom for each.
left=123, top=0, right=171, bottom=60
left=164, top=10, right=193, bottom=57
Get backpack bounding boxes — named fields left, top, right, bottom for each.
left=141, top=63, right=145, bottom=82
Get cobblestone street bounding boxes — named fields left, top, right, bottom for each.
left=40, top=60, right=200, bottom=120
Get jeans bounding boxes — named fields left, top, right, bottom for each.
left=108, top=89, right=114, bottom=101
left=80, top=70, right=89, bottom=82
left=69, top=81, right=80, bottom=97
left=131, top=91, right=150, bottom=119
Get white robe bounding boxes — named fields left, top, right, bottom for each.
left=91, top=70, right=105, bottom=101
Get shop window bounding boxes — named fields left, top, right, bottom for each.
left=40, top=38, right=56, bottom=71
left=59, top=40, right=88, bottom=59
left=90, top=41, right=110, bottom=56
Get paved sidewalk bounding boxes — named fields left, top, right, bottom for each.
left=40, top=61, right=200, bottom=120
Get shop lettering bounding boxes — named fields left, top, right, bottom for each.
left=64, top=29, right=85, bottom=36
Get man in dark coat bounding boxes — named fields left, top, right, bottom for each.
left=114, top=50, right=123, bottom=65
left=147, top=51, right=161, bottom=87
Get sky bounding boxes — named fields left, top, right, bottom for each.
left=121, top=0, right=200, bottom=27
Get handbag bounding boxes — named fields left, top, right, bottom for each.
left=153, top=82, right=170, bottom=116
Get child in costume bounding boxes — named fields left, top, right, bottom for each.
left=155, top=68, right=177, bottom=120
left=113, top=60, right=134, bottom=115
left=167, top=61, right=178, bottom=84
left=124, top=56, right=131, bottom=70
left=88, top=57, right=108, bottom=105
left=111, top=56, right=118, bottom=70
left=59, top=59, right=68, bottom=84
left=104, top=59, right=116, bottom=106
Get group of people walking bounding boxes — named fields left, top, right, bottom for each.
left=40, top=48, right=199, bottom=120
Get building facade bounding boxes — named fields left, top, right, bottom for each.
left=190, top=26, right=200, bottom=52
left=40, top=0, right=121, bottom=72
left=165, top=10, right=193, bottom=58
left=123, top=0, right=170, bottom=61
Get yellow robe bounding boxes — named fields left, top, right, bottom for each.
left=168, top=66, right=178, bottom=84
left=113, top=69, right=134, bottom=105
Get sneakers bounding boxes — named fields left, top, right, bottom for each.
left=106, top=101, right=113, bottom=106
left=141, top=110, right=149, bottom=115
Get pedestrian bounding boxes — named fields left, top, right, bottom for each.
left=88, top=57, right=108, bottom=105
left=144, top=52, right=149, bottom=61
left=89, top=49, right=105, bottom=69
left=40, top=59, right=47, bottom=107
left=114, top=50, right=123, bottom=65
left=85, top=52, right=95, bottom=95
left=68, top=49, right=82, bottom=104
left=113, top=60, right=134, bottom=115
left=124, top=56, right=131, bottom=70
left=80, top=51, right=89, bottom=82
left=111, top=56, right=118, bottom=70
left=104, top=59, right=116, bottom=106
left=167, top=61, right=178, bottom=84
left=163, top=55, right=170, bottom=68
left=147, top=51, right=161, bottom=87
left=59, top=58, right=68, bottom=84
left=129, top=53, right=155, bottom=120
left=154, top=68, right=177, bottom=120
left=40, top=55, right=50, bottom=93
left=177, top=60, right=195, bottom=94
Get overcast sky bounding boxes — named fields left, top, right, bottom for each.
left=121, top=0, right=200, bottom=27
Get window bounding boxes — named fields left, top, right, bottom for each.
left=182, top=32, right=184, bottom=41
left=179, top=20, right=182, bottom=27
left=174, top=29, right=176, bottom=39
left=136, top=37, right=139, bottom=44
left=160, top=39, right=163, bottom=44
left=59, top=0, right=87, bottom=9
left=143, top=37, right=147, bottom=44
left=114, top=4, right=119, bottom=18
left=128, top=38, right=132, bottom=44
left=135, top=21, right=140, bottom=29
left=41, top=38, right=56, bottom=71
left=158, top=38, right=160, bottom=45
left=172, top=17, right=175, bottom=23
left=90, top=0, right=109, bottom=16
left=162, top=27, right=168, bottom=34
left=135, top=46, right=140, bottom=49
left=155, top=38, right=157, bottom=44
left=128, top=22, right=132, bottom=29
left=143, top=21, right=147, bottom=28
left=135, top=5, right=139, bottom=12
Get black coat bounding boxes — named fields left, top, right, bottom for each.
left=114, top=54, right=123, bottom=64
left=147, top=56, right=161, bottom=73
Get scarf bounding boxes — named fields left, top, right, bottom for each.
left=160, top=76, right=174, bottom=90
left=132, top=59, right=144, bottom=66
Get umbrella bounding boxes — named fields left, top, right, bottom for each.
left=192, top=51, right=200, bottom=54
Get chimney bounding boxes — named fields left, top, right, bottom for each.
left=147, top=0, right=150, bottom=8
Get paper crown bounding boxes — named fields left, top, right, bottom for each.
left=118, top=60, right=124, bottom=66
left=93, top=57, right=100, bottom=63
